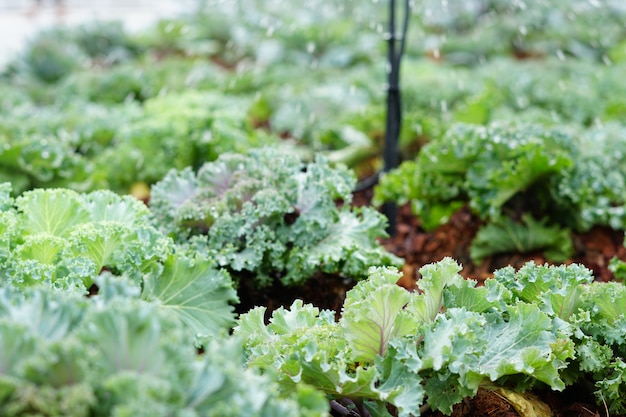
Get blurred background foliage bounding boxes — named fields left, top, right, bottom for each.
left=0, top=0, right=625, bottom=195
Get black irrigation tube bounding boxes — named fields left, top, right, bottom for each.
left=355, top=0, right=411, bottom=237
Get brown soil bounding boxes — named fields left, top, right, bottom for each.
left=424, top=386, right=607, bottom=417
left=235, top=271, right=356, bottom=319
left=430, top=388, right=520, bottom=417
left=385, top=202, right=626, bottom=289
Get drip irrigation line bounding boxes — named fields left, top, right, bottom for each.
left=354, top=0, right=411, bottom=237
left=353, top=171, right=380, bottom=192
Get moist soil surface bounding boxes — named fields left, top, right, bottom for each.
left=237, top=189, right=626, bottom=417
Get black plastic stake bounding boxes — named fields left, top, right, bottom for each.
left=382, top=0, right=410, bottom=236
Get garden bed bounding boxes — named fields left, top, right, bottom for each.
left=234, top=187, right=626, bottom=417
left=1, top=1, right=626, bottom=416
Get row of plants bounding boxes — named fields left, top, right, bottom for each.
left=409, top=0, right=626, bottom=63
left=0, top=145, right=397, bottom=417
left=2, top=0, right=626, bottom=197
left=2, top=149, right=625, bottom=414
left=0, top=148, right=398, bottom=300
left=3, top=54, right=626, bottom=194
left=0, top=149, right=396, bottom=416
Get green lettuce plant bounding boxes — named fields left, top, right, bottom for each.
left=238, top=257, right=626, bottom=415
left=0, top=182, right=329, bottom=416
left=0, top=90, right=276, bottom=194
left=494, top=262, right=626, bottom=414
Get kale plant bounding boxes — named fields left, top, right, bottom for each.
left=0, top=280, right=327, bottom=417
left=238, top=257, right=626, bottom=415
left=0, top=183, right=238, bottom=341
left=150, top=147, right=401, bottom=287
left=375, top=122, right=626, bottom=263
left=237, top=258, right=578, bottom=416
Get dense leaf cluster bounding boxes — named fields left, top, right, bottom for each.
left=0, top=0, right=624, bottom=415
left=410, top=0, right=626, bottom=63
left=0, top=182, right=329, bottom=416
left=0, top=282, right=326, bottom=417
left=151, top=148, right=401, bottom=286
left=375, top=123, right=626, bottom=262
left=0, top=90, right=281, bottom=194
left=239, top=258, right=626, bottom=415
left=0, top=183, right=238, bottom=339
left=3, top=1, right=626, bottom=196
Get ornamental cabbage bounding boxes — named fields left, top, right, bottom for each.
left=0, top=282, right=326, bottom=417
left=237, top=258, right=573, bottom=416
left=0, top=184, right=238, bottom=340
left=150, top=147, right=401, bottom=287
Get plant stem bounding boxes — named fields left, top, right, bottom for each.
left=330, top=400, right=360, bottom=416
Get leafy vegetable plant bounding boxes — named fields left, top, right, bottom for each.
left=150, top=147, right=401, bottom=287
left=375, top=122, right=626, bottom=262
left=236, top=258, right=578, bottom=416
left=0, top=89, right=276, bottom=194
left=0, top=183, right=237, bottom=341
left=238, top=257, right=626, bottom=415
left=0, top=279, right=327, bottom=417
left=411, top=0, right=626, bottom=63
left=0, top=182, right=330, bottom=416
left=494, top=262, right=626, bottom=414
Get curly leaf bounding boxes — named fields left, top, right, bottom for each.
left=594, top=358, right=626, bottom=415
left=582, top=282, right=626, bottom=345
left=375, top=339, right=425, bottom=417
left=341, top=267, right=415, bottom=363
left=411, top=257, right=464, bottom=323
left=16, top=234, right=66, bottom=265
left=82, top=190, right=150, bottom=224
left=66, top=222, right=126, bottom=274
left=82, top=302, right=175, bottom=374
left=468, top=143, right=571, bottom=217
left=148, top=167, right=199, bottom=235
left=494, top=262, right=593, bottom=320
left=472, top=303, right=568, bottom=390
left=420, top=308, right=487, bottom=376
left=188, top=336, right=329, bottom=417
left=0, top=288, right=84, bottom=342
left=289, top=208, right=401, bottom=284
left=445, top=278, right=510, bottom=314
